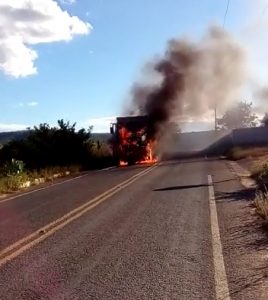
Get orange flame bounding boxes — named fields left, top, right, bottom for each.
left=117, top=126, right=157, bottom=166
left=119, top=161, right=128, bottom=167
left=138, top=141, right=158, bottom=164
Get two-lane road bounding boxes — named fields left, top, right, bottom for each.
left=0, top=159, right=267, bottom=299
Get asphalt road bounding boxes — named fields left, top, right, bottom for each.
left=0, top=159, right=267, bottom=299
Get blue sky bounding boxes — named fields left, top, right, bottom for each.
left=0, top=0, right=266, bottom=132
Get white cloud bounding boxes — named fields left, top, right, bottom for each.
left=13, top=101, right=39, bottom=108
left=14, top=102, right=24, bottom=108
left=0, top=123, right=28, bottom=132
left=0, top=0, right=92, bottom=78
left=27, top=101, right=38, bottom=107
left=84, top=116, right=116, bottom=133
left=59, top=0, right=76, bottom=4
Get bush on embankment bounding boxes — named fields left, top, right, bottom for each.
left=0, top=120, right=115, bottom=194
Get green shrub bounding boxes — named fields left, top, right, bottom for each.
left=0, top=159, right=25, bottom=176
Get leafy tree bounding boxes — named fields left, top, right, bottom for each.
left=0, top=120, right=94, bottom=169
left=261, top=113, right=268, bottom=127
left=217, top=102, right=258, bottom=130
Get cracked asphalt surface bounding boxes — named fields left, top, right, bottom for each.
left=0, top=159, right=267, bottom=299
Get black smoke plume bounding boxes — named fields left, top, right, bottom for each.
left=127, top=26, right=246, bottom=140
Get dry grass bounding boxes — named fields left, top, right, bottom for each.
left=254, top=189, right=268, bottom=220
left=227, top=147, right=268, bottom=181
left=249, top=156, right=268, bottom=175
left=0, top=174, right=29, bottom=194
left=0, top=165, right=82, bottom=194
left=227, top=146, right=268, bottom=226
left=35, top=165, right=81, bottom=182
left=227, top=147, right=268, bottom=161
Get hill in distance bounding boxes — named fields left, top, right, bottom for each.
left=0, top=131, right=111, bottom=147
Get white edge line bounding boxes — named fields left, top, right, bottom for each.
left=208, top=175, right=231, bottom=300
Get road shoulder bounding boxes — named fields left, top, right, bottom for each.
left=210, top=160, right=268, bottom=299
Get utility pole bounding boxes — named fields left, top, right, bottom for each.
left=214, top=106, right=217, bottom=131
left=214, top=0, right=229, bottom=132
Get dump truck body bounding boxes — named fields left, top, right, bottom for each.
left=110, top=116, right=154, bottom=166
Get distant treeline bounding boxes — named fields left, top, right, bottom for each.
left=0, top=120, right=114, bottom=170
left=0, top=130, right=30, bottom=146
left=0, top=130, right=110, bottom=145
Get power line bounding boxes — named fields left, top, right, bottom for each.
left=214, top=0, right=230, bottom=131
left=223, top=0, right=230, bottom=28
left=214, top=1, right=231, bottom=131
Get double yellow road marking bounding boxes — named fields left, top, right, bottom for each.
left=0, top=165, right=157, bottom=268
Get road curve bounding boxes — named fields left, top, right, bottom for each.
left=0, top=159, right=267, bottom=299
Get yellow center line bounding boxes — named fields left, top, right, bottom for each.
left=0, top=164, right=158, bottom=268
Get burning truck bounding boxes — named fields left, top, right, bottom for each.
left=110, top=116, right=157, bottom=166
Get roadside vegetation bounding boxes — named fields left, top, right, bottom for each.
left=226, top=146, right=268, bottom=180
left=254, top=189, right=268, bottom=224
left=0, top=163, right=81, bottom=194
left=0, top=120, right=114, bottom=194
left=228, top=148, right=268, bottom=225
left=227, top=145, right=268, bottom=224
left=253, top=163, right=268, bottom=224
left=227, top=147, right=268, bottom=161
left=219, top=103, right=268, bottom=226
